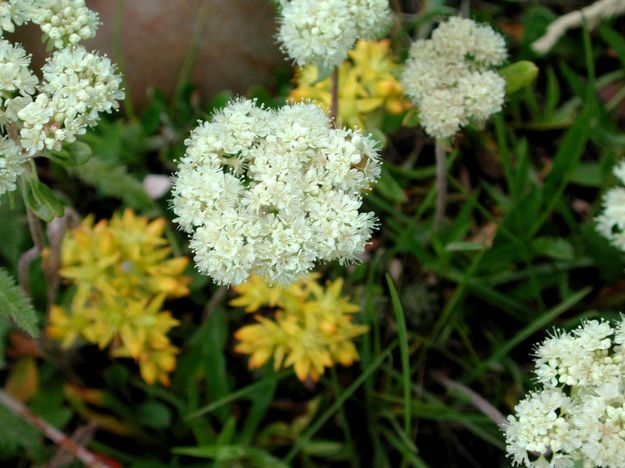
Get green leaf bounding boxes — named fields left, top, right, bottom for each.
left=0, top=269, right=38, bottom=336
left=466, top=287, right=592, bottom=382
left=532, top=237, right=575, bottom=261
left=570, top=162, right=602, bottom=187
left=172, top=445, right=288, bottom=468
left=137, top=401, right=172, bottom=429
left=0, top=404, right=40, bottom=457
left=402, top=108, right=420, bottom=128
left=72, top=158, right=153, bottom=211
left=46, top=141, right=92, bottom=167
left=386, top=276, right=412, bottom=436
left=375, top=167, right=407, bottom=203
left=444, top=241, right=485, bottom=252
left=284, top=343, right=395, bottom=463
left=23, top=179, right=64, bottom=222
left=599, top=25, right=625, bottom=70
left=499, top=61, right=539, bottom=94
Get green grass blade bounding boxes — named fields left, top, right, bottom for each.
left=186, top=372, right=287, bottom=420
left=465, top=287, right=591, bottom=382
left=386, top=275, right=412, bottom=436
left=284, top=342, right=396, bottom=463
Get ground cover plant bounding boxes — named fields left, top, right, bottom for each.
left=2, top=0, right=625, bottom=466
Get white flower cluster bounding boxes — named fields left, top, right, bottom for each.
left=31, top=0, right=99, bottom=50
left=171, top=99, right=381, bottom=285
left=0, top=1, right=122, bottom=197
left=401, top=17, right=507, bottom=140
left=0, top=0, right=33, bottom=34
left=596, top=161, right=625, bottom=252
left=504, top=317, right=625, bottom=467
left=277, top=0, right=392, bottom=68
left=0, top=136, right=24, bottom=195
left=18, top=47, right=123, bottom=154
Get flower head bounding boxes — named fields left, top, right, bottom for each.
left=596, top=161, right=625, bottom=251
left=0, top=0, right=122, bottom=198
left=289, top=39, right=412, bottom=129
left=0, top=0, right=35, bottom=35
left=0, top=135, right=25, bottom=195
left=401, top=17, right=507, bottom=139
left=171, top=98, right=381, bottom=286
left=504, top=317, right=625, bottom=466
left=0, top=39, right=38, bottom=98
left=47, top=209, right=191, bottom=385
left=30, top=0, right=99, bottom=49
left=277, top=0, right=392, bottom=68
left=17, top=46, right=123, bottom=155
left=232, top=275, right=368, bottom=382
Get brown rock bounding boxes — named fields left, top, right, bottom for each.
left=15, top=0, right=285, bottom=108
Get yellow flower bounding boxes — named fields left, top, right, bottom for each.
left=47, top=209, right=190, bottom=385
left=229, top=273, right=320, bottom=313
left=289, top=39, right=412, bottom=130
left=233, top=276, right=368, bottom=382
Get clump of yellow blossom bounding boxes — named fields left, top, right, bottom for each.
left=232, top=275, right=368, bottom=382
left=289, top=39, right=412, bottom=130
left=47, top=209, right=191, bottom=386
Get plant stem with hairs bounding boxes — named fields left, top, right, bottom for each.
left=330, top=67, right=339, bottom=128
left=0, top=390, right=108, bottom=468
left=434, top=138, right=447, bottom=230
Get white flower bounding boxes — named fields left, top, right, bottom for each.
left=0, top=135, right=24, bottom=195
left=0, top=0, right=35, bottom=35
left=171, top=99, right=381, bottom=285
left=17, top=47, right=123, bottom=154
left=504, top=389, right=578, bottom=467
left=0, top=38, right=38, bottom=97
left=596, top=161, right=625, bottom=251
left=504, top=317, right=625, bottom=467
left=30, top=0, right=99, bottom=49
left=0, top=0, right=121, bottom=199
left=401, top=17, right=507, bottom=139
left=277, top=0, right=391, bottom=68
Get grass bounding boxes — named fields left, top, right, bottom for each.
left=2, top=1, right=625, bottom=467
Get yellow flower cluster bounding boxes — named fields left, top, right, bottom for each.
left=47, top=209, right=191, bottom=386
left=232, top=275, right=368, bottom=382
left=289, top=39, right=412, bottom=130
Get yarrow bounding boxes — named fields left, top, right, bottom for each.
left=0, top=0, right=122, bottom=199
left=401, top=17, right=507, bottom=139
left=504, top=317, right=625, bottom=467
left=47, top=209, right=191, bottom=386
left=171, top=98, right=381, bottom=286
left=277, top=0, right=392, bottom=68
left=289, top=39, right=412, bottom=129
left=596, top=161, right=625, bottom=252
left=232, top=274, right=368, bottom=382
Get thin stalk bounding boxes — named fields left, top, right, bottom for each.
left=18, top=174, right=45, bottom=295
left=174, top=0, right=211, bottom=101
left=434, top=138, right=447, bottom=230
left=113, top=0, right=136, bottom=121
left=0, top=390, right=108, bottom=468
left=433, top=372, right=505, bottom=426
left=331, top=67, right=339, bottom=128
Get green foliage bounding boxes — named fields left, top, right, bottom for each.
left=0, top=269, right=38, bottom=336
left=22, top=179, right=64, bottom=223
left=500, top=60, right=539, bottom=94
left=4, top=3, right=625, bottom=467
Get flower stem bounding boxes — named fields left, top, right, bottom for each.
left=330, top=67, right=339, bottom=128
left=434, top=138, right=447, bottom=230
left=0, top=389, right=108, bottom=468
